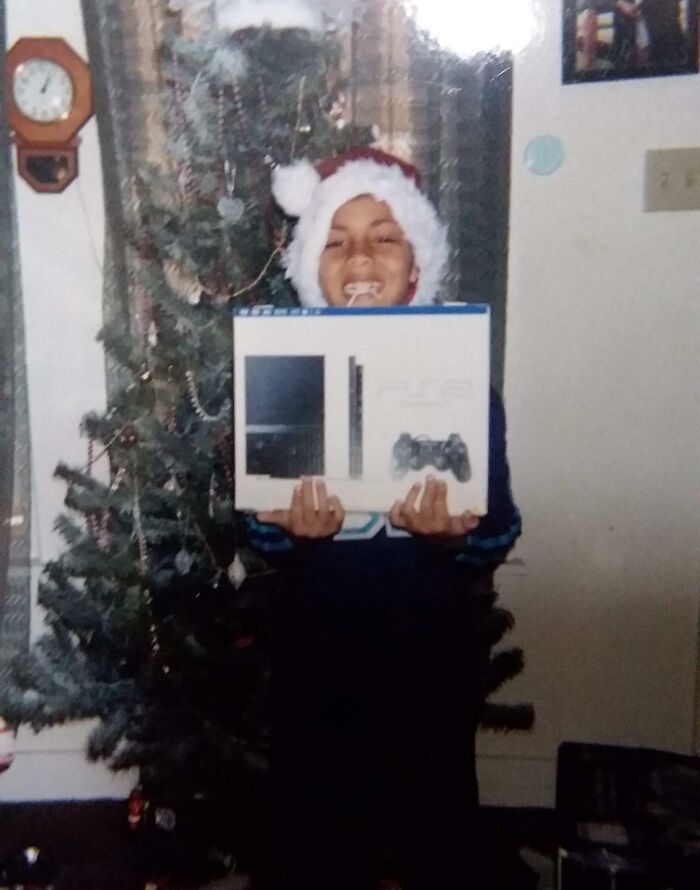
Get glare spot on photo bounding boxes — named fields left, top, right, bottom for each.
left=410, top=0, right=538, bottom=57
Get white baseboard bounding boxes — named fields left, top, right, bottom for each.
left=0, top=749, right=136, bottom=801
left=1, top=731, right=556, bottom=808
left=477, top=754, right=556, bottom=808
left=0, top=722, right=135, bottom=802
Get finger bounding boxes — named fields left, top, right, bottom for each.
left=256, top=510, right=290, bottom=529
left=458, top=511, right=480, bottom=534
left=288, top=484, right=304, bottom=534
left=327, top=495, right=344, bottom=517
left=419, top=476, right=438, bottom=522
left=403, top=482, right=422, bottom=515
left=389, top=499, right=406, bottom=529
left=327, top=495, right=345, bottom=533
left=315, top=479, right=330, bottom=516
left=299, top=477, right=317, bottom=526
left=433, top=481, right=450, bottom=529
left=401, top=483, right=422, bottom=531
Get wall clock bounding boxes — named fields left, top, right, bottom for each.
left=6, top=37, right=94, bottom=193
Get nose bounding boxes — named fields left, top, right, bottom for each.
left=346, top=240, right=372, bottom=270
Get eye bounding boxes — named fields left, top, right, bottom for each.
left=324, top=238, right=345, bottom=250
left=373, top=226, right=403, bottom=244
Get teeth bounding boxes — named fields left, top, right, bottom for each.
left=344, top=281, right=382, bottom=301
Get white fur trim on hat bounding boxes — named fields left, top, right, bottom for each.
left=273, top=157, right=449, bottom=307
left=271, top=159, right=321, bottom=218
left=215, top=0, right=323, bottom=33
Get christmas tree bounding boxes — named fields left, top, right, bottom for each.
left=2, top=2, right=367, bottom=855
left=0, top=0, right=531, bottom=875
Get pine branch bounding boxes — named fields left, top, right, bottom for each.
left=480, top=703, right=535, bottom=732
left=479, top=605, right=515, bottom=649
left=485, top=647, right=525, bottom=697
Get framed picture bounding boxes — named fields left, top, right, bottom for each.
left=563, top=0, right=699, bottom=83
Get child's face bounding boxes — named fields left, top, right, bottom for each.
left=318, top=195, right=418, bottom=308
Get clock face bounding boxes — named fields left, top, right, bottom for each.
left=12, top=58, right=75, bottom=124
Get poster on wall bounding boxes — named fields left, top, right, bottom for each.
left=562, top=0, right=699, bottom=83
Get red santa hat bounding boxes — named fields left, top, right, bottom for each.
left=271, top=147, right=449, bottom=308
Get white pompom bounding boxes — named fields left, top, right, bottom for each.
left=271, top=159, right=321, bottom=218
left=215, top=0, right=323, bottom=32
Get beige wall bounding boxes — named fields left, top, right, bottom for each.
left=2, top=0, right=135, bottom=801
left=477, top=1, right=700, bottom=806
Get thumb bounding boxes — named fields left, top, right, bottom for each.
left=256, top=510, right=291, bottom=530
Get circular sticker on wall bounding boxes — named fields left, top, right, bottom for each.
left=524, top=135, right=565, bottom=176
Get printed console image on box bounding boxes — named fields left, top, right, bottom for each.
left=245, top=355, right=324, bottom=478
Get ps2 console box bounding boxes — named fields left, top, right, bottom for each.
left=233, top=304, right=490, bottom=515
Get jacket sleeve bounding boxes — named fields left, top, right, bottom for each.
left=457, top=387, right=522, bottom=571
left=244, top=513, right=294, bottom=566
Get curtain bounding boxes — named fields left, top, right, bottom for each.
left=346, top=0, right=512, bottom=390
left=80, top=0, right=170, bottom=393
left=0, top=0, right=32, bottom=679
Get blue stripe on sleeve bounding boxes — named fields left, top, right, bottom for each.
left=245, top=514, right=293, bottom=551
left=465, top=514, right=522, bottom=551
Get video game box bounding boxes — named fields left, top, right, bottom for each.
left=233, top=305, right=490, bottom=515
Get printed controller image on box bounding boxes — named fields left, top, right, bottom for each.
left=234, top=306, right=490, bottom=515
left=350, top=355, right=471, bottom=482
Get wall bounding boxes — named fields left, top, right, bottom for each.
left=477, top=1, right=700, bottom=805
left=2, top=0, right=699, bottom=806
left=2, top=0, right=134, bottom=800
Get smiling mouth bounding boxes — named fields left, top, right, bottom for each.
left=343, top=281, right=383, bottom=305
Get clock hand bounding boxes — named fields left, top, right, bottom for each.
left=41, top=76, right=51, bottom=94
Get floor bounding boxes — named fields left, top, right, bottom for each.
left=0, top=801, right=559, bottom=888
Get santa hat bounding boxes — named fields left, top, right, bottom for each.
left=271, top=147, right=449, bottom=307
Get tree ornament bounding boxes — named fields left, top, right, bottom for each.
left=208, top=473, right=218, bottom=518
left=22, top=689, right=40, bottom=708
left=215, top=0, right=323, bottom=33
left=0, top=718, right=15, bottom=774
left=230, top=79, right=250, bottom=137
left=175, top=549, right=195, bottom=575
left=109, top=467, right=128, bottom=492
left=147, top=321, right=159, bottom=347
left=185, top=370, right=225, bottom=422
left=154, top=806, right=177, bottom=831
left=217, top=196, right=245, bottom=224
left=127, top=784, right=148, bottom=831
left=326, top=88, right=348, bottom=130
left=227, top=553, right=247, bottom=590
left=119, top=425, right=139, bottom=449
left=97, top=511, right=111, bottom=551
left=163, top=258, right=204, bottom=306
left=0, top=845, right=57, bottom=886
left=132, top=476, right=150, bottom=575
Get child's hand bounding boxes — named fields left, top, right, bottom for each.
left=257, top=477, right=344, bottom=540
left=389, top=476, right=480, bottom=539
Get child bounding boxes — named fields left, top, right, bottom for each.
left=249, top=147, right=521, bottom=890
